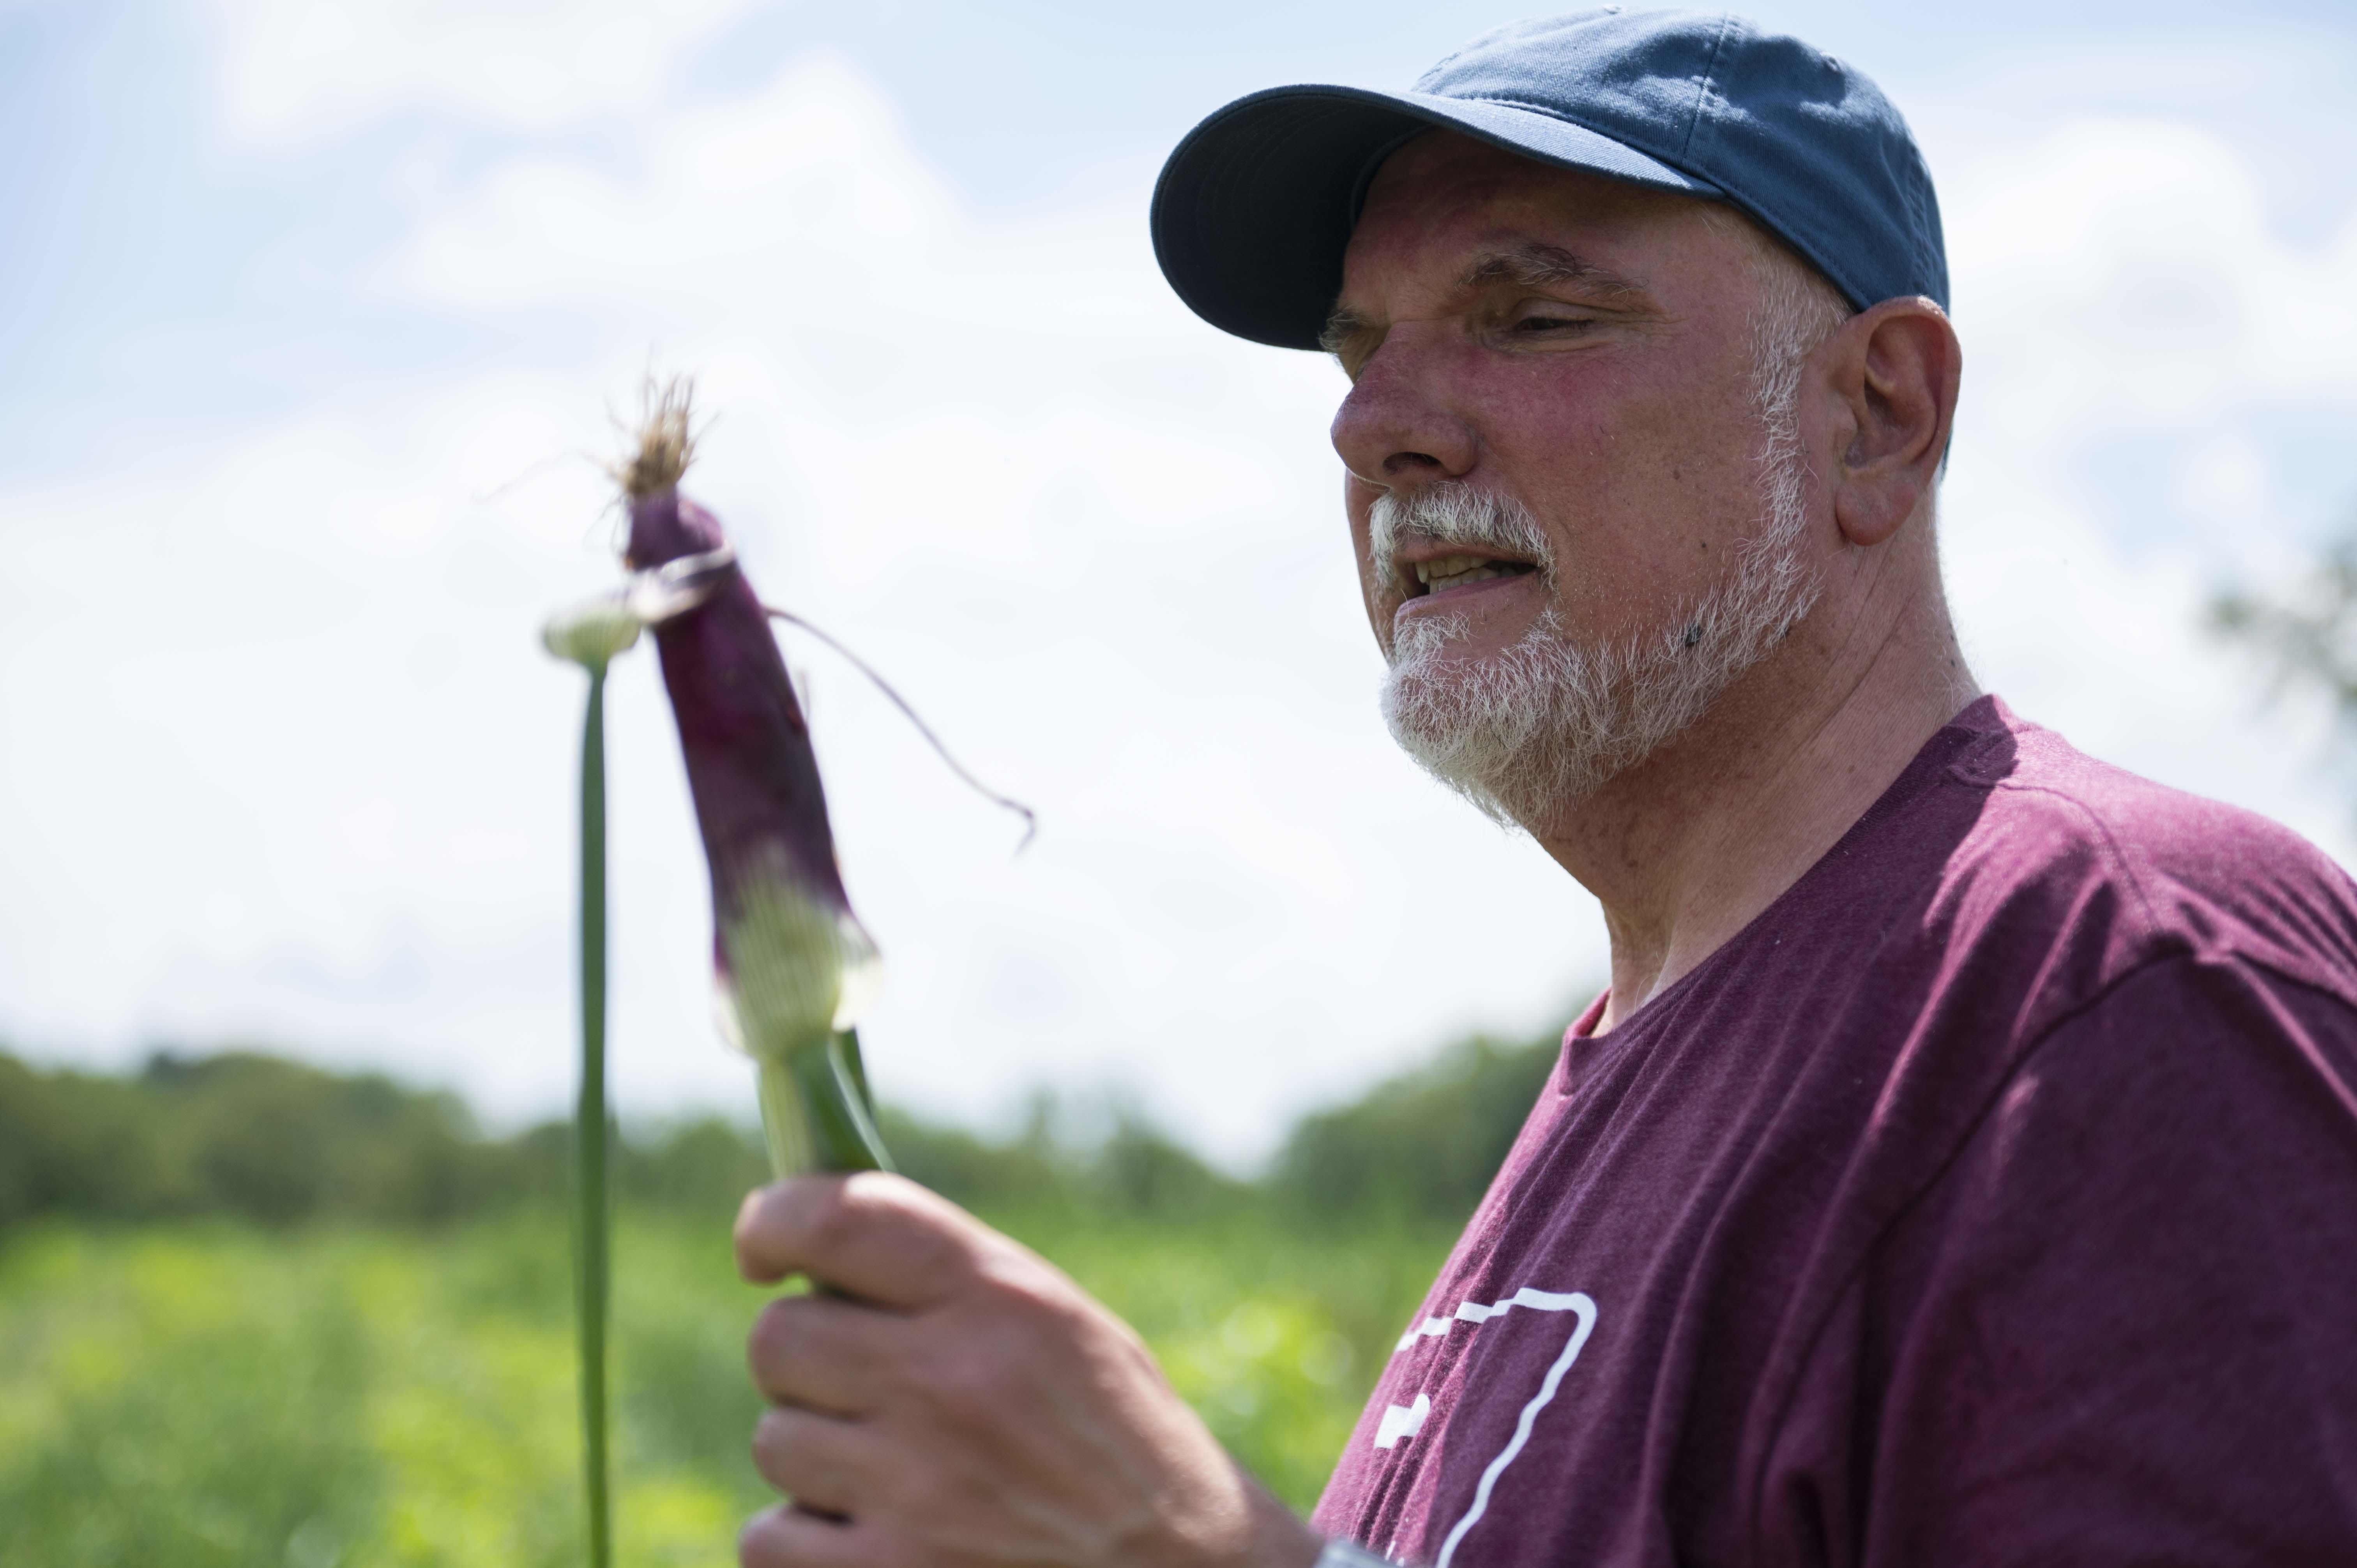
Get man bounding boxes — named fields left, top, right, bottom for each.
left=733, top=11, right=2357, bottom=1566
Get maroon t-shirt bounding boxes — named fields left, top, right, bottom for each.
left=1313, top=697, right=2357, bottom=1566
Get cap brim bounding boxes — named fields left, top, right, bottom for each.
left=1150, top=84, right=1720, bottom=351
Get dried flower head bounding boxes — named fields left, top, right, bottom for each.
left=610, top=376, right=701, bottom=503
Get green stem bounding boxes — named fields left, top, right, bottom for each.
left=755, top=1053, right=813, bottom=1178
left=820, top=1032, right=893, bottom=1172
left=575, top=666, right=613, bottom=1568
left=754, top=1033, right=891, bottom=1178
left=837, top=1029, right=879, bottom=1124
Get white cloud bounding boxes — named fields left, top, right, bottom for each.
left=1951, top=119, right=2357, bottom=439
left=400, top=56, right=950, bottom=307
left=177, top=0, right=769, bottom=145
left=0, top=378, right=627, bottom=1096
left=1940, top=111, right=2357, bottom=864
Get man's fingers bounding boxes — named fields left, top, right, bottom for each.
left=747, top=1293, right=894, bottom=1413
left=750, top=1405, right=871, bottom=1515
left=735, top=1171, right=975, bottom=1307
left=739, top=1502, right=867, bottom=1568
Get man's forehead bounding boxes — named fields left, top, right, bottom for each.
left=1361, top=129, right=1688, bottom=224
left=1339, top=140, right=1692, bottom=314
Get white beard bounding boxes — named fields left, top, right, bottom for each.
left=1376, top=433, right=1820, bottom=828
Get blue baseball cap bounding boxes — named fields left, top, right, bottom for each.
left=1150, top=8, right=1947, bottom=350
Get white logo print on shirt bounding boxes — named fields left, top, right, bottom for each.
left=1374, top=1286, right=1599, bottom=1568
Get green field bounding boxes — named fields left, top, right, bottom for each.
left=0, top=1208, right=1454, bottom=1568
left=0, top=1033, right=1553, bottom=1565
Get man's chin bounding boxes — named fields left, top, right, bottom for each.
left=1380, top=643, right=1615, bottom=828
left=1390, top=586, right=1546, bottom=649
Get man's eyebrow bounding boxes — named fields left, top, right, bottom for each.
left=1458, top=242, right=1652, bottom=302
left=1318, top=307, right=1380, bottom=357
left=1320, top=243, right=1658, bottom=353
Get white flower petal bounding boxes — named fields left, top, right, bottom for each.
left=541, top=599, right=641, bottom=668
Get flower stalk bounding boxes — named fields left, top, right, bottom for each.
left=573, top=661, right=613, bottom=1568
left=541, top=604, right=638, bottom=1568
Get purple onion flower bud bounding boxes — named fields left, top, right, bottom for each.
left=625, top=485, right=881, bottom=1056
left=610, top=387, right=887, bottom=1174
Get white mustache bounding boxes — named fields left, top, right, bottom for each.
left=1369, top=484, right=1557, bottom=587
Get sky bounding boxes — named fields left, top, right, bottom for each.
left=2, top=0, right=2354, bottom=1165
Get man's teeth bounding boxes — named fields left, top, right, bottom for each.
left=1413, top=554, right=1527, bottom=593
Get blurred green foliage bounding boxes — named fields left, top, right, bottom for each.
left=2210, top=534, right=2357, bottom=722
left=0, top=1211, right=1456, bottom=1566
left=0, top=1025, right=1568, bottom=1564
left=1271, top=1033, right=1562, bottom=1225
left=0, top=1031, right=1563, bottom=1235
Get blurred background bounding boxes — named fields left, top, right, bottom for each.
left=3, top=0, right=2355, bottom=1563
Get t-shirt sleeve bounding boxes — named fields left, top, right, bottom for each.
left=1762, top=954, right=2357, bottom=1567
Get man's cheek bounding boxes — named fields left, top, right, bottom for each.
left=1351, top=549, right=1395, bottom=640
left=1365, top=575, right=1409, bottom=658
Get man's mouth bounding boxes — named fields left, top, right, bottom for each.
left=1404, top=553, right=1541, bottom=603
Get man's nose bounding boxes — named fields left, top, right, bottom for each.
left=1330, top=328, right=1477, bottom=489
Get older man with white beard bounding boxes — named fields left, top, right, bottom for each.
left=730, top=12, right=2357, bottom=1568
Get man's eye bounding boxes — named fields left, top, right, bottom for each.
left=1510, top=312, right=1594, bottom=334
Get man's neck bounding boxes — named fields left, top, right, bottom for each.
left=1530, top=552, right=1981, bottom=1033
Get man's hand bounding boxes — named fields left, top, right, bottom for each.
left=734, top=1172, right=1326, bottom=1568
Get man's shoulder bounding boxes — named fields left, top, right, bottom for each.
left=1935, top=700, right=2357, bottom=1003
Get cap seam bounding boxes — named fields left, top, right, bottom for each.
left=1680, top=12, right=1740, bottom=162
left=1414, top=44, right=1470, bottom=88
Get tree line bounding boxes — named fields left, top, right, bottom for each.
left=0, top=1027, right=1563, bottom=1236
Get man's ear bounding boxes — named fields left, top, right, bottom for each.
left=1820, top=297, right=1961, bottom=549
